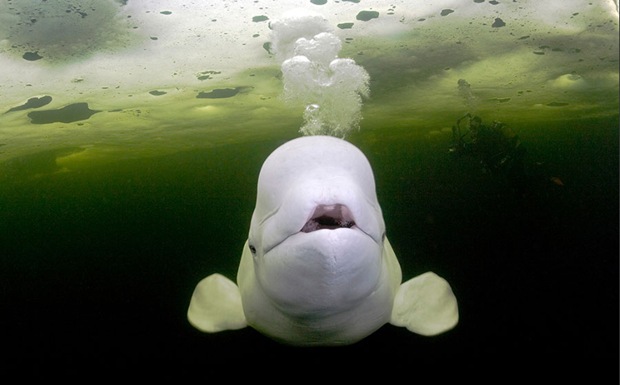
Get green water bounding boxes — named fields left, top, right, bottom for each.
left=3, top=116, right=616, bottom=276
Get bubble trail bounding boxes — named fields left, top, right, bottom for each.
left=270, top=10, right=370, bottom=137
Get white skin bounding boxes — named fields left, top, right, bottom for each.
left=188, top=136, right=458, bottom=346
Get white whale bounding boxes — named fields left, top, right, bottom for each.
left=187, top=135, right=458, bottom=346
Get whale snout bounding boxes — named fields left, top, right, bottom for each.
left=301, top=204, right=355, bottom=232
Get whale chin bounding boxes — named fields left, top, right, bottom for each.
left=301, top=204, right=356, bottom=232
left=259, top=228, right=382, bottom=311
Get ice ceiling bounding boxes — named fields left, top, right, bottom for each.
left=0, top=0, right=618, bottom=165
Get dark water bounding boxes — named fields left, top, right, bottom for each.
left=1, top=116, right=617, bottom=378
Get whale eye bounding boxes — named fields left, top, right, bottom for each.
left=248, top=243, right=257, bottom=255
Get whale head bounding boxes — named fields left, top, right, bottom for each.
left=245, top=135, right=389, bottom=317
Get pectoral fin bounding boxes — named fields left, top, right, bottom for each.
left=187, top=273, right=247, bottom=332
left=390, top=271, right=459, bottom=336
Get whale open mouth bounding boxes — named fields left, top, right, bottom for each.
left=301, top=204, right=355, bottom=233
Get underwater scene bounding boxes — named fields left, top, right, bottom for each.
left=1, top=0, right=618, bottom=379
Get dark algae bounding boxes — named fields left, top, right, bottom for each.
left=27, top=103, right=100, bottom=124
left=5, top=96, right=52, bottom=113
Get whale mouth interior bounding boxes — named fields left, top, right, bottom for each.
left=301, top=204, right=355, bottom=233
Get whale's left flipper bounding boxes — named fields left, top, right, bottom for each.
left=390, top=271, right=459, bottom=336
left=187, top=273, right=247, bottom=332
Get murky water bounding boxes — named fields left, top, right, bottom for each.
left=0, top=0, right=618, bottom=379
left=1, top=114, right=617, bottom=376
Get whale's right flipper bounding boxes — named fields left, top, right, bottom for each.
left=187, top=273, right=247, bottom=333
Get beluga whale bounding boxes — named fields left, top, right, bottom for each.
left=187, top=135, right=458, bottom=346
